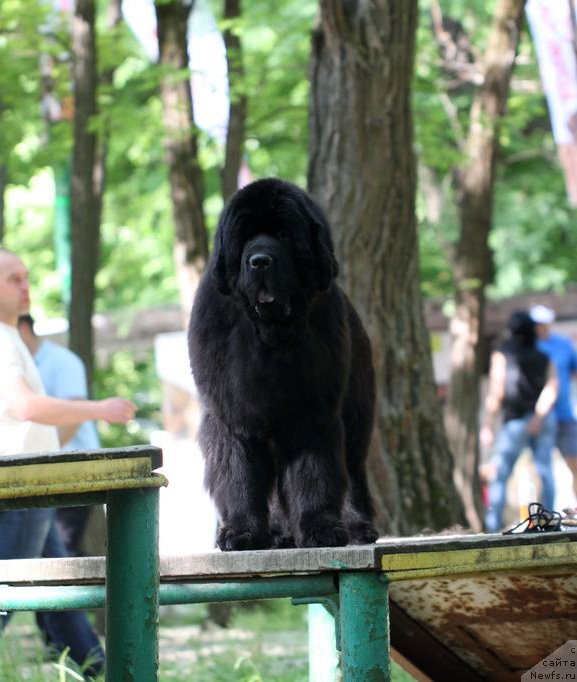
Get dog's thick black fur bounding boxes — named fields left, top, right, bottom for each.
left=188, top=178, right=378, bottom=551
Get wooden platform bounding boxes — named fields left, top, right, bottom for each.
left=2, top=530, right=576, bottom=681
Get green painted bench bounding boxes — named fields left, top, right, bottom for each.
left=1, top=447, right=577, bottom=680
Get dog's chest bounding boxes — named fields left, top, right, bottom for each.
left=222, top=339, right=342, bottom=434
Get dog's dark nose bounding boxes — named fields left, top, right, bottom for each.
left=249, top=253, right=273, bottom=270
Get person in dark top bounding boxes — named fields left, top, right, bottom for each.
left=480, top=310, right=558, bottom=532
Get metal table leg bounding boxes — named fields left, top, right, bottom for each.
left=106, top=487, right=160, bottom=682
left=339, top=572, right=390, bottom=682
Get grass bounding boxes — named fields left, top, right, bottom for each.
left=0, top=612, right=98, bottom=680
left=158, top=600, right=309, bottom=681
left=0, top=602, right=416, bottom=681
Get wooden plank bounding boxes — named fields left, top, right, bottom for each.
left=0, top=445, right=163, bottom=471
left=3, top=532, right=576, bottom=585
left=0, top=472, right=168, bottom=501
left=0, top=457, right=152, bottom=491
left=374, top=530, right=577, bottom=555
left=379, top=537, right=577, bottom=581
left=159, top=546, right=380, bottom=578
left=0, top=557, right=105, bottom=585
left=0, top=546, right=381, bottom=584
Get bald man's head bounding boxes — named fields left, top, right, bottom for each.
left=0, top=249, right=30, bottom=326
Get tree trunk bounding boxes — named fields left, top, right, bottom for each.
left=69, top=0, right=100, bottom=386
left=446, top=0, right=526, bottom=532
left=221, top=0, right=247, bottom=202
left=93, top=0, right=122, bottom=202
left=308, top=0, right=463, bottom=535
left=155, top=0, right=208, bottom=322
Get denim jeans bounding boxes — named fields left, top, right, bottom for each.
left=485, top=412, right=557, bottom=533
left=0, top=508, right=104, bottom=677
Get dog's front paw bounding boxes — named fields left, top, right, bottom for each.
left=347, top=520, right=379, bottom=545
left=216, top=525, right=271, bottom=551
left=270, top=532, right=296, bottom=549
left=299, top=515, right=349, bottom=548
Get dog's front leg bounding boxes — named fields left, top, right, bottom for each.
left=200, top=414, right=273, bottom=551
left=282, top=422, right=350, bottom=548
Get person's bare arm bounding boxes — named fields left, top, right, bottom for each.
left=55, top=397, right=84, bottom=445
left=528, top=362, right=558, bottom=434
left=480, top=351, right=506, bottom=448
left=58, top=423, right=80, bottom=446
left=1, top=374, right=135, bottom=426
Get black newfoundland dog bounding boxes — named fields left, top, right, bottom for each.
left=188, top=178, right=378, bottom=551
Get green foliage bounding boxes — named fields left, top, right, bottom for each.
left=3, top=170, right=63, bottom=316
left=239, top=1, right=316, bottom=185
left=414, top=0, right=576, bottom=303
left=2, top=0, right=317, bottom=320
left=418, top=222, right=455, bottom=299
left=0, top=0, right=72, bottom=181
left=491, top=169, right=577, bottom=297
left=3, top=0, right=577, bottom=409
left=1, top=0, right=317, bottom=444
left=93, top=350, right=162, bottom=448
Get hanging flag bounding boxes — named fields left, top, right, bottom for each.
left=122, top=0, right=228, bottom=140
left=122, top=0, right=248, bottom=172
left=526, top=0, right=577, bottom=206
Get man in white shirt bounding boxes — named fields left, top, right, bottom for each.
left=0, top=248, right=134, bottom=451
left=18, top=313, right=102, bottom=555
left=0, top=247, right=136, bottom=677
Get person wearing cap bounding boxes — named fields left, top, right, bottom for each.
left=530, top=304, right=577, bottom=497
left=481, top=310, right=558, bottom=532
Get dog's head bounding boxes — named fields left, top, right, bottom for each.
left=210, top=179, right=339, bottom=324
left=235, top=233, right=300, bottom=323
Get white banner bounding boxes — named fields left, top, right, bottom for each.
left=122, top=0, right=229, bottom=143
left=526, top=0, right=577, bottom=205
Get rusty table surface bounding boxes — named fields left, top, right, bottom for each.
left=378, top=530, right=577, bottom=681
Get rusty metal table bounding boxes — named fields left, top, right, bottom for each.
left=3, top=529, right=577, bottom=680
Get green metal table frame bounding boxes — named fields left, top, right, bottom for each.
left=3, top=459, right=576, bottom=682
left=0, top=446, right=392, bottom=681
left=0, top=572, right=391, bottom=681
left=0, top=446, right=167, bottom=682
left=4, top=445, right=577, bottom=682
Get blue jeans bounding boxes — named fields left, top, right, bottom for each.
left=485, top=412, right=557, bottom=532
left=0, top=508, right=104, bottom=677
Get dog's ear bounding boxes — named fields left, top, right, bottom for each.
left=297, top=191, right=339, bottom=292
left=211, top=201, right=247, bottom=295
left=312, top=221, right=339, bottom=292
left=211, top=226, right=231, bottom=294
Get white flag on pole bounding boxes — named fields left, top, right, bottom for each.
left=526, top=0, right=577, bottom=205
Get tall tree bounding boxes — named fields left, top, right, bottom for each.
left=221, top=0, right=247, bottom=202
left=69, top=0, right=100, bottom=385
left=68, top=0, right=122, bottom=388
left=308, top=0, right=464, bottom=534
left=93, top=0, right=122, bottom=225
left=155, top=0, right=209, bottom=321
left=441, top=0, right=527, bottom=531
